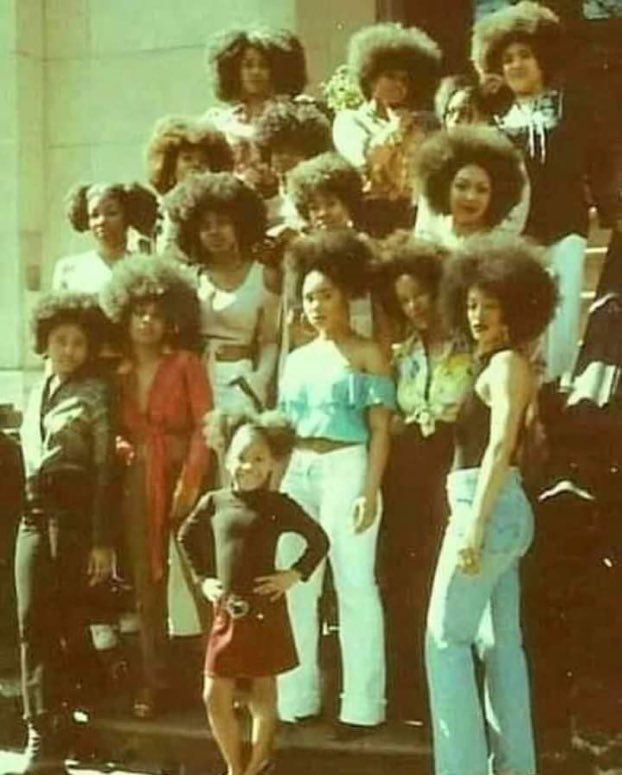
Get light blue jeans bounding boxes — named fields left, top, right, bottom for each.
left=425, top=468, right=536, bottom=775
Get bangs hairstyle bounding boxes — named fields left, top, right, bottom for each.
left=99, top=254, right=202, bottom=351
left=347, top=22, right=442, bottom=108
left=471, top=1, right=565, bottom=85
left=163, top=171, right=267, bottom=262
left=415, top=125, right=524, bottom=228
left=441, top=233, right=557, bottom=345
left=32, top=291, right=109, bottom=357
left=65, top=182, right=158, bottom=237
left=145, top=115, right=234, bottom=195
left=254, top=100, right=332, bottom=159
left=207, top=27, right=307, bottom=103
left=374, top=231, right=448, bottom=321
left=206, top=409, right=296, bottom=461
left=287, top=152, right=363, bottom=225
left=287, top=229, right=374, bottom=301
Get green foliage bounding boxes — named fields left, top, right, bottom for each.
left=320, top=64, right=364, bottom=113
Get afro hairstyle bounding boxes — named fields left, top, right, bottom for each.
left=440, top=232, right=557, bottom=345
left=287, top=152, right=363, bottom=225
left=415, top=125, right=525, bottom=228
left=434, top=74, right=514, bottom=126
left=471, top=1, right=565, bottom=85
left=254, top=99, right=332, bottom=160
left=287, top=228, right=374, bottom=301
left=32, top=291, right=109, bottom=357
left=347, top=22, right=442, bottom=108
left=163, top=171, right=267, bottom=262
left=207, top=27, right=307, bottom=103
left=145, top=114, right=234, bottom=195
left=66, top=182, right=158, bottom=237
left=99, top=254, right=202, bottom=352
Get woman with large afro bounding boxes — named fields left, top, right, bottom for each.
left=204, top=26, right=309, bottom=199
left=414, top=125, right=526, bottom=249
left=332, top=22, right=442, bottom=237
left=52, top=182, right=158, bottom=293
left=164, top=171, right=280, bottom=414
left=425, top=233, right=557, bottom=775
left=100, top=256, right=213, bottom=719
left=472, top=0, right=620, bottom=382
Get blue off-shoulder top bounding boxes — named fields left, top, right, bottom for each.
left=279, top=345, right=396, bottom=444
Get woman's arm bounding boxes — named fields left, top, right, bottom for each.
left=247, top=267, right=281, bottom=404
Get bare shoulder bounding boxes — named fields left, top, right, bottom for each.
left=353, top=335, right=390, bottom=377
left=262, top=264, right=281, bottom=296
left=489, top=349, right=533, bottom=391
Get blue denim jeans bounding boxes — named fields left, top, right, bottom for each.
left=425, top=468, right=536, bottom=775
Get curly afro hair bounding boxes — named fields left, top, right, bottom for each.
left=374, top=231, right=448, bottom=321
left=415, top=125, right=524, bottom=228
left=347, top=23, right=442, bottom=108
left=287, top=228, right=374, bottom=301
left=99, top=255, right=202, bottom=352
left=163, top=171, right=267, bottom=262
left=471, top=1, right=565, bottom=85
left=441, top=233, right=557, bottom=345
left=145, top=115, right=234, bottom=195
left=287, top=152, right=363, bottom=225
left=434, top=74, right=514, bottom=126
left=207, top=27, right=307, bottom=103
left=66, top=182, right=158, bottom=237
left=32, top=291, right=109, bottom=357
left=254, top=100, right=332, bottom=160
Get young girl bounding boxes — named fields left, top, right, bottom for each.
left=178, top=414, right=328, bottom=775
left=277, top=230, right=395, bottom=737
left=100, top=255, right=213, bottom=719
left=425, top=234, right=557, bottom=775
left=16, top=291, right=114, bottom=774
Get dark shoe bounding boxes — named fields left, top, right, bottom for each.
left=332, top=721, right=384, bottom=742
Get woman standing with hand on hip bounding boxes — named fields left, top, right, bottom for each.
left=425, top=234, right=557, bottom=775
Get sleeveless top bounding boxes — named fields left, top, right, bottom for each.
left=453, top=349, right=524, bottom=470
left=197, top=261, right=277, bottom=346
left=279, top=340, right=395, bottom=444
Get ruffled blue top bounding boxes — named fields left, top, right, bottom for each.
left=279, top=345, right=396, bottom=443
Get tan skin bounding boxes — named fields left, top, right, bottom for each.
left=301, top=270, right=392, bottom=533
left=46, top=323, right=114, bottom=584
left=202, top=429, right=300, bottom=775
left=501, top=41, right=545, bottom=100
left=87, top=191, right=128, bottom=266
left=449, top=164, right=492, bottom=237
left=456, top=287, right=534, bottom=577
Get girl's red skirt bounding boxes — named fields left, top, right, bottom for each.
left=205, top=593, right=298, bottom=678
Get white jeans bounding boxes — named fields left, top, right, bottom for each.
left=544, top=233, right=587, bottom=382
left=276, top=445, right=386, bottom=725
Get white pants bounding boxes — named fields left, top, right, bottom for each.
left=276, top=445, right=386, bottom=725
left=544, top=233, right=586, bottom=382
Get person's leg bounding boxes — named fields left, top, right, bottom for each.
left=203, top=676, right=245, bottom=775
left=244, top=676, right=278, bottom=775
left=276, top=450, right=325, bottom=721
left=320, top=446, right=386, bottom=726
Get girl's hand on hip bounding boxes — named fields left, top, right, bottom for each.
left=254, top=569, right=302, bottom=601
left=353, top=492, right=378, bottom=534
left=87, top=546, right=114, bottom=587
left=458, top=518, right=486, bottom=576
left=201, top=577, right=224, bottom=603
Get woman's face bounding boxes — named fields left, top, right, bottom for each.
left=128, top=300, right=167, bottom=349
left=239, top=46, right=273, bottom=100
left=197, top=210, right=239, bottom=258
left=47, top=323, right=90, bottom=378
left=88, top=192, right=126, bottom=248
left=394, top=273, right=434, bottom=333
left=501, top=41, right=544, bottom=98
left=371, top=69, right=410, bottom=108
left=307, top=191, right=352, bottom=231
left=466, top=286, right=506, bottom=348
left=174, top=146, right=210, bottom=185
left=449, top=165, right=492, bottom=231
left=444, top=89, right=482, bottom=128
left=226, top=428, right=274, bottom=491
left=302, top=270, right=349, bottom=334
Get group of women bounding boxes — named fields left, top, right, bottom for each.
left=13, top=2, right=620, bottom=775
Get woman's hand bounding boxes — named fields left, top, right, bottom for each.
left=254, top=569, right=302, bottom=601
left=87, top=546, right=114, bottom=587
left=353, top=491, right=379, bottom=534
left=201, top=577, right=224, bottom=603
left=457, top=517, right=486, bottom=576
